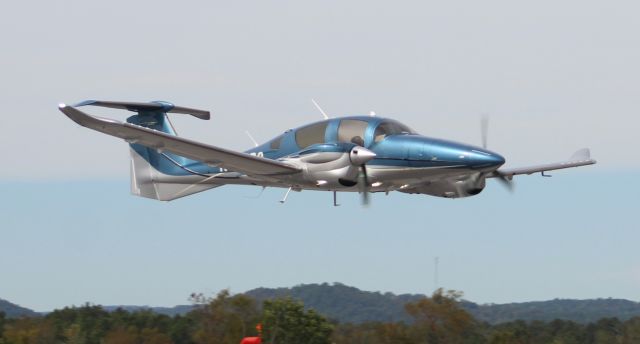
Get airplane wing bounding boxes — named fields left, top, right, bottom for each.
left=58, top=104, right=301, bottom=176
left=491, top=148, right=596, bottom=179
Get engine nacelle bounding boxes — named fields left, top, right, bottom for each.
left=280, top=143, right=376, bottom=189
left=400, top=174, right=486, bottom=198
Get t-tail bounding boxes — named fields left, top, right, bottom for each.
left=77, top=100, right=222, bottom=201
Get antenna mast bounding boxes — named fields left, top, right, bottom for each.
left=434, top=256, right=439, bottom=292
left=311, top=99, right=329, bottom=120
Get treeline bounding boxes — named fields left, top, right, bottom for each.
left=2, top=289, right=640, bottom=344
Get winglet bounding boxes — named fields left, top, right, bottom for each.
left=570, top=148, right=591, bottom=161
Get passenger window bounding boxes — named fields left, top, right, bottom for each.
left=374, top=124, right=389, bottom=143
left=270, top=135, right=283, bottom=150
left=338, top=119, right=368, bottom=146
left=295, top=122, right=329, bottom=148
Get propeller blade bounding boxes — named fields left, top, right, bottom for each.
left=479, top=116, right=513, bottom=192
left=358, top=165, right=370, bottom=206
left=481, top=114, right=489, bottom=149
left=453, top=180, right=465, bottom=198
left=494, top=172, right=514, bottom=192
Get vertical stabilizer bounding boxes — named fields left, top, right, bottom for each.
left=126, top=110, right=220, bottom=201
left=129, top=146, right=219, bottom=201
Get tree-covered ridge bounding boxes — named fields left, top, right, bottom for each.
left=465, top=298, right=640, bottom=324
left=5, top=283, right=640, bottom=325
left=246, top=283, right=640, bottom=324
left=0, top=299, right=38, bottom=318
left=246, top=282, right=423, bottom=324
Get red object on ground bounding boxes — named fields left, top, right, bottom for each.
left=240, top=337, right=262, bottom=344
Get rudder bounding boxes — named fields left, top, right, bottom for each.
left=122, top=103, right=221, bottom=201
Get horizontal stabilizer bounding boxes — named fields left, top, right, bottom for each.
left=75, top=100, right=211, bottom=120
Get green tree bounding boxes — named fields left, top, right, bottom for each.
left=167, top=314, right=195, bottom=344
left=262, top=297, right=333, bottom=344
left=622, top=317, right=640, bottom=344
left=487, top=320, right=529, bottom=344
left=189, top=289, right=260, bottom=344
left=404, top=288, right=481, bottom=344
left=47, top=303, right=111, bottom=344
left=332, top=322, right=378, bottom=344
left=2, top=317, right=56, bottom=344
left=589, top=317, right=623, bottom=344
left=139, top=327, right=174, bottom=344
left=0, top=311, right=5, bottom=341
left=332, top=322, right=413, bottom=344
left=103, top=326, right=138, bottom=344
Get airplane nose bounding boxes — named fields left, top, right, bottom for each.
left=470, top=150, right=505, bottom=169
left=488, top=153, right=505, bottom=167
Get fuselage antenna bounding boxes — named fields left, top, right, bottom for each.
left=311, top=99, right=330, bottom=120
left=245, top=130, right=259, bottom=147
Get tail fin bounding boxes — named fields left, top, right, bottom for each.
left=125, top=107, right=221, bottom=201
left=75, top=100, right=219, bottom=201
left=129, top=145, right=221, bottom=201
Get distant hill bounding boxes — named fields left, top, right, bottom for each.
left=245, top=283, right=640, bottom=325
left=463, top=298, right=640, bottom=324
left=101, top=305, right=194, bottom=317
left=246, top=282, right=422, bottom=323
left=97, top=285, right=640, bottom=324
left=0, top=298, right=38, bottom=318
left=6, top=283, right=640, bottom=324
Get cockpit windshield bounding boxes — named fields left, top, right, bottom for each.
left=374, top=120, right=415, bottom=143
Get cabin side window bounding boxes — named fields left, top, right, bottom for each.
left=337, top=119, right=368, bottom=146
left=295, top=122, right=329, bottom=148
left=270, top=135, right=283, bottom=150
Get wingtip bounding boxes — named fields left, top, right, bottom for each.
left=58, top=103, right=67, bottom=109
left=570, top=148, right=591, bottom=161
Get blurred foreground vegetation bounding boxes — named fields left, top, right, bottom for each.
left=2, top=288, right=640, bottom=344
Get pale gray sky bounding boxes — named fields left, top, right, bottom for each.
left=1, top=1, right=638, bottom=311
left=0, top=0, right=638, bottom=179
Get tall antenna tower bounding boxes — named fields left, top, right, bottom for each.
left=434, top=256, right=439, bottom=292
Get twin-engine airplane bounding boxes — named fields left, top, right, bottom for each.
left=58, top=100, right=596, bottom=205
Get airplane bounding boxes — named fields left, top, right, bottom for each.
left=58, top=100, right=596, bottom=205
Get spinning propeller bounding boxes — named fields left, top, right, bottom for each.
left=349, top=145, right=376, bottom=206
left=358, top=165, right=370, bottom=206
left=481, top=115, right=513, bottom=192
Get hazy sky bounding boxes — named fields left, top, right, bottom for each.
left=0, top=1, right=638, bottom=311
